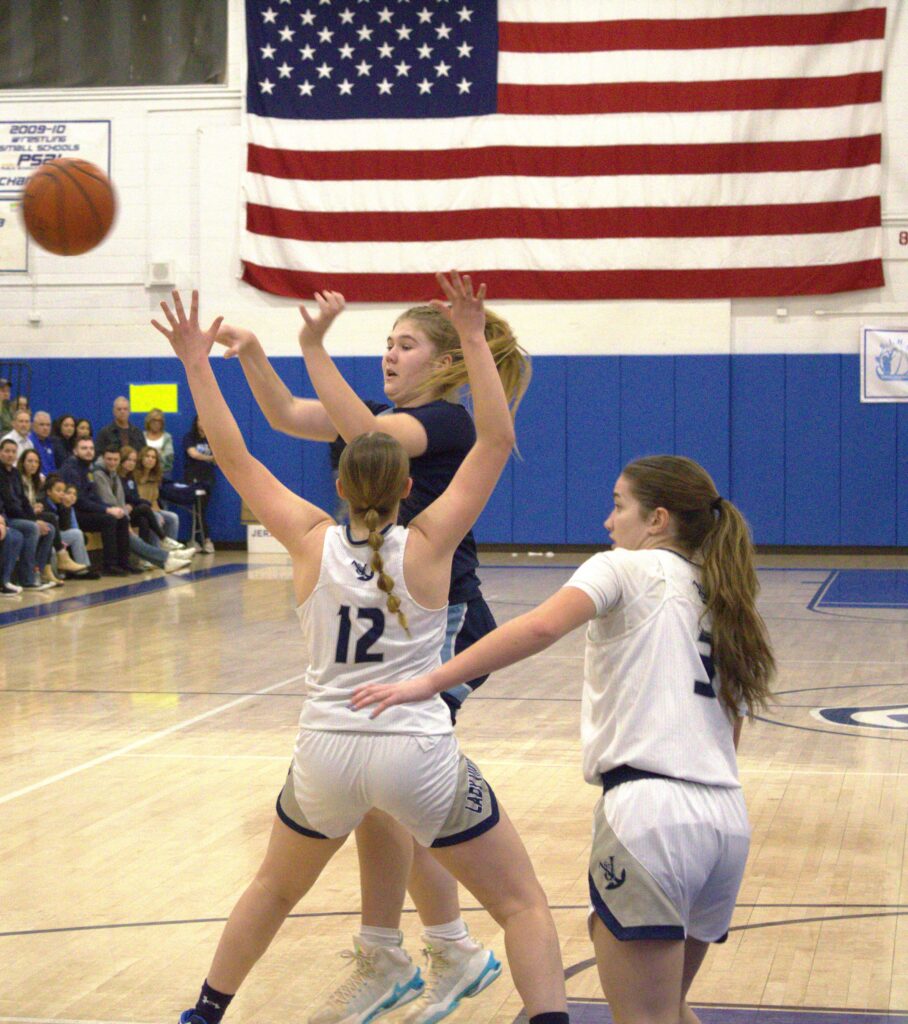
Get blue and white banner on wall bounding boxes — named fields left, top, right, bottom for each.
left=861, top=328, right=908, bottom=402
left=0, top=120, right=111, bottom=187
left=0, top=196, right=26, bottom=273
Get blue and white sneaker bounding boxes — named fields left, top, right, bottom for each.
left=403, top=937, right=502, bottom=1024
left=308, top=938, right=424, bottom=1024
left=179, top=1012, right=208, bottom=1024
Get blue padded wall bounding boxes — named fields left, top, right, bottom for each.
left=22, top=353, right=901, bottom=547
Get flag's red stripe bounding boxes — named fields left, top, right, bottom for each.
left=246, top=197, right=881, bottom=244
left=499, top=10, right=886, bottom=53
left=248, top=136, right=881, bottom=182
left=497, top=73, right=882, bottom=115
left=241, top=261, right=884, bottom=302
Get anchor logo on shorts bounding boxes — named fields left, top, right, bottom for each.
left=600, top=855, right=627, bottom=890
left=352, top=559, right=374, bottom=582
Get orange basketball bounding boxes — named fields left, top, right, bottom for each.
left=22, top=158, right=116, bottom=256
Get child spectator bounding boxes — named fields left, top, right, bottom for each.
left=54, top=481, right=99, bottom=578
left=38, top=474, right=91, bottom=578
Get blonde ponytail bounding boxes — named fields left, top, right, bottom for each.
left=395, top=305, right=531, bottom=416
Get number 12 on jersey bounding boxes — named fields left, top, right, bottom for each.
left=335, top=605, right=385, bottom=664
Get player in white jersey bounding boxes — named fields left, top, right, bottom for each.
left=352, top=455, right=775, bottom=1024
left=153, top=279, right=569, bottom=1024
left=214, top=265, right=530, bottom=1024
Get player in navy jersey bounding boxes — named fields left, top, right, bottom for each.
left=214, top=281, right=529, bottom=1021
left=154, top=280, right=567, bottom=1024
left=352, top=455, right=776, bottom=1024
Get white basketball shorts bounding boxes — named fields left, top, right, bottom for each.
left=276, top=728, right=499, bottom=848
left=588, top=775, right=750, bottom=943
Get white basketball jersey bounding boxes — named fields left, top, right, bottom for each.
left=565, top=548, right=741, bottom=789
left=296, top=524, right=452, bottom=734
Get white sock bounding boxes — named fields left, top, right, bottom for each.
left=358, top=926, right=404, bottom=948
left=424, top=918, right=469, bottom=943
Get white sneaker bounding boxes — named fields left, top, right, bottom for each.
left=309, top=939, right=424, bottom=1024
left=160, top=537, right=183, bottom=551
left=403, top=937, right=501, bottom=1024
left=201, top=539, right=215, bottom=554
left=163, top=553, right=193, bottom=573
left=176, top=544, right=198, bottom=557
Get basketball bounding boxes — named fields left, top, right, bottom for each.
left=22, top=158, right=116, bottom=256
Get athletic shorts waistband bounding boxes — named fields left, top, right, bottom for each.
left=601, top=765, right=677, bottom=793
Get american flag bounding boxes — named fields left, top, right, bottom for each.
left=240, top=1, right=886, bottom=302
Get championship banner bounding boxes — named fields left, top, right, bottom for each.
left=0, top=197, right=26, bottom=273
left=0, top=119, right=111, bottom=272
left=861, top=327, right=908, bottom=402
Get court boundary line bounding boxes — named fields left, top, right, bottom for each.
left=0, top=671, right=307, bottom=807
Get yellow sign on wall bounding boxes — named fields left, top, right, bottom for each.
left=130, top=383, right=178, bottom=413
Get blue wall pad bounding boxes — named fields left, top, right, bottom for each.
left=22, top=354, right=907, bottom=546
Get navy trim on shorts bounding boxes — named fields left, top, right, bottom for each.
left=430, top=784, right=500, bottom=849
left=588, top=873, right=685, bottom=942
left=275, top=792, right=330, bottom=840
left=601, top=765, right=677, bottom=793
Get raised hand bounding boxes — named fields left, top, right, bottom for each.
left=215, top=323, right=259, bottom=359
left=152, top=290, right=224, bottom=365
left=431, top=271, right=487, bottom=342
left=348, top=674, right=439, bottom=718
left=298, top=290, right=346, bottom=350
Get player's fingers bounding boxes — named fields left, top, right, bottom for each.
left=159, top=302, right=178, bottom=328
left=172, top=290, right=187, bottom=322
left=208, top=316, right=224, bottom=337
left=190, top=289, right=200, bottom=322
left=476, top=282, right=487, bottom=301
left=435, top=271, right=455, bottom=298
left=461, top=273, right=473, bottom=297
left=150, top=319, right=171, bottom=338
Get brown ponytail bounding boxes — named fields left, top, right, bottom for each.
left=622, top=456, right=775, bottom=716
left=338, top=432, right=412, bottom=635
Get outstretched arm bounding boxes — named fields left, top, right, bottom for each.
left=406, top=272, right=515, bottom=554
left=153, top=291, right=333, bottom=551
left=350, top=586, right=596, bottom=716
left=215, top=324, right=338, bottom=441
left=297, top=293, right=433, bottom=456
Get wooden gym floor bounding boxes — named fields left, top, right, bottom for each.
left=1, top=551, right=906, bottom=1024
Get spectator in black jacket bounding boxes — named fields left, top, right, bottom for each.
left=59, top=436, right=136, bottom=576
left=96, top=396, right=145, bottom=453
left=51, top=413, right=77, bottom=465
left=0, top=437, right=54, bottom=589
left=0, top=490, right=25, bottom=595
